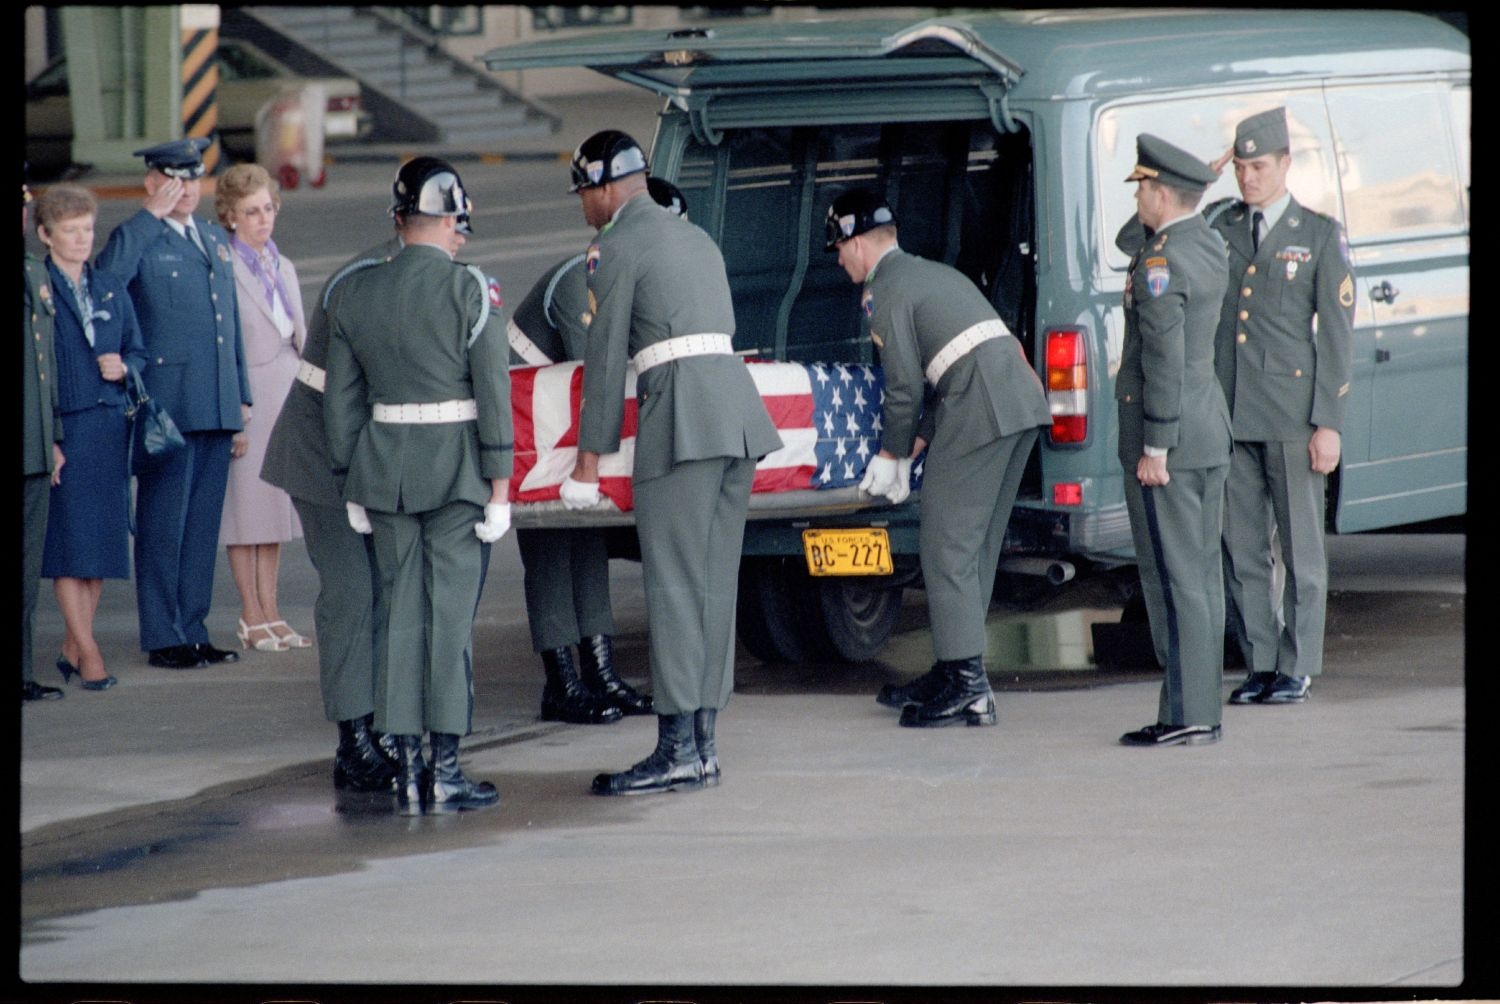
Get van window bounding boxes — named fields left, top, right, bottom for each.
left=676, top=120, right=1035, bottom=363
left=1096, top=90, right=1339, bottom=271
left=1325, top=82, right=1465, bottom=243
left=1449, top=85, right=1469, bottom=220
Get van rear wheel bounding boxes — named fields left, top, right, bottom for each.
left=815, top=577, right=903, bottom=663
left=736, top=558, right=902, bottom=664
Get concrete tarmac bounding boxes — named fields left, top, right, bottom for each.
left=17, top=528, right=1475, bottom=998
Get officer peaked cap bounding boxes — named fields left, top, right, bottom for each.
left=1125, top=134, right=1217, bottom=191
left=133, top=137, right=212, bottom=179
left=1234, top=107, right=1289, bottom=158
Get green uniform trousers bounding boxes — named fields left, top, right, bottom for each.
left=369, top=499, right=484, bottom=736
left=1124, top=463, right=1229, bottom=728
left=514, top=527, right=614, bottom=653
left=920, top=428, right=1039, bottom=661
left=1223, top=440, right=1328, bottom=678
left=633, top=456, right=755, bottom=716
left=23, top=473, right=51, bottom=686
left=292, top=498, right=382, bottom=723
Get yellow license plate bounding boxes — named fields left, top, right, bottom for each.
left=802, top=528, right=893, bottom=577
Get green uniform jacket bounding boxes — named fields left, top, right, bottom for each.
left=579, top=194, right=781, bottom=481
left=23, top=253, right=62, bottom=475
left=509, top=254, right=588, bottom=366
left=324, top=243, right=513, bottom=513
left=863, top=249, right=1050, bottom=458
left=261, top=236, right=402, bottom=506
left=1116, top=215, right=1232, bottom=470
left=1207, top=196, right=1355, bottom=440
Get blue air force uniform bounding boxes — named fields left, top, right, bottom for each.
left=95, top=141, right=252, bottom=656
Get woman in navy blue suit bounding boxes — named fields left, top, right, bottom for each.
left=36, top=184, right=146, bottom=690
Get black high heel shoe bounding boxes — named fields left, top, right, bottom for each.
left=57, top=655, right=118, bottom=691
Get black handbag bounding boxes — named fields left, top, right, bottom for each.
left=124, top=366, right=186, bottom=473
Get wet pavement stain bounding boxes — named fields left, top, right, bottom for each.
left=20, top=724, right=659, bottom=939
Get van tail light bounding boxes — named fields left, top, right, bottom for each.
left=326, top=95, right=360, bottom=113
left=1045, top=327, right=1088, bottom=444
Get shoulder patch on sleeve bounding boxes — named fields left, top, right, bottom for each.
left=1144, top=256, right=1171, bottom=298
left=585, top=244, right=601, bottom=275
left=1338, top=273, right=1354, bottom=309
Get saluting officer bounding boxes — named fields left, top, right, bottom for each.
left=95, top=138, right=252, bottom=670
left=23, top=179, right=66, bottom=702
left=501, top=181, right=688, bottom=728
left=825, top=189, right=1052, bottom=728
left=261, top=187, right=406, bottom=796
left=558, top=131, right=782, bottom=795
left=323, top=158, right=513, bottom=815
left=1207, top=107, right=1356, bottom=707
left=1116, top=135, right=1233, bottom=747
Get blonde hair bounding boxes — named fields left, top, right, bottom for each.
left=214, top=163, right=280, bottom=229
left=34, top=183, right=98, bottom=233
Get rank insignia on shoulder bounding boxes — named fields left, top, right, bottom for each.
left=1144, top=257, right=1170, bottom=297
left=587, top=288, right=598, bottom=315
left=487, top=276, right=504, bottom=308
left=585, top=245, right=601, bottom=275
left=861, top=289, right=874, bottom=318
left=1338, top=274, right=1354, bottom=308
left=1338, top=381, right=1350, bottom=397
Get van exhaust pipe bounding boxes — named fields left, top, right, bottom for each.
left=997, top=557, right=1076, bottom=586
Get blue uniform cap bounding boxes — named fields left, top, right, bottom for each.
left=133, top=137, right=212, bottom=179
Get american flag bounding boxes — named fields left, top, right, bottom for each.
left=509, top=359, right=920, bottom=512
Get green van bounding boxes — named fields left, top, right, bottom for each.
left=484, top=9, right=1469, bottom=662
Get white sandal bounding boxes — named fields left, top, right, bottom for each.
left=238, top=618, right=288, bottom=652
left=267, top=620, right=313, bottom=648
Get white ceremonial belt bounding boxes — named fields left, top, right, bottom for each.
left=631, top=333, right=734, bottom=374
left=371, top=399, right=478, bottom=424
left=925, top=319, right=1012, bottom=386
left=295, top=360, right=326, bottom=393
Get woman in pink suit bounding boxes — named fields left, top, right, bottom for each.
left=215, top=164, right=310, bottom=652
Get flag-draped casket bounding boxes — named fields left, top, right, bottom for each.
left=508, top=359, right=923, bottom=524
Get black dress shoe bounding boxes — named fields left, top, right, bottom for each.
left=1260, top=673, right=1310, bottom=704
left=1228, top=671, right=1278, bottom=705
left=193, top=643, right=239, bottom=665
left=22, top=680, right=65, bottom=702
left=147, top=645, right=207, bottom=669
left=898, top=656, right=997, bottom=728
left=1120, top=722, right=1222, bottom=746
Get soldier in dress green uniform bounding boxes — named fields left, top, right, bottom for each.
left=558, top=132, right=781, bottom=795
left=261, top=199, right=403, bottom=796
left=23, top=180, right=66, bottom=702
left=502, top=180, right=688, bottom=728
left=323, top=158, right=513, bottom=814
left=825, top=189, right=1052, bottom=728
left=1116, top=135, right=1233, bottom=747
left=1206, top=107, right=1356, bottom=706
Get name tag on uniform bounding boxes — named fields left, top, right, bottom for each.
left=155, top=252, right=186, bottom=262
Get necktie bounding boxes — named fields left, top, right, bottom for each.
left=186, top=223, right=208, bottom=259
left=1251, top=211, right=1264, bottom=253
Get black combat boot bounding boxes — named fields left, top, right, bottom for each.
left=333, top=715, right=398, bottom=792
left=590, top=713, right=705, bottom=796
left=899, top=656, right=997, bottom=728
left=578, top=634, right=653, bottom=715
left=393, top=734, right=429, bottom=816
left=540, top=646, right=623, bottom=724
left=426, top=733, right=500, bottom=813
left=372, top=719, right=401, bottom=773
left=694, top=708, right=720, bottom=787
left=876, top=662, right=954, bottom=710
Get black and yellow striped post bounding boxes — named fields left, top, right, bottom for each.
left=180, top=6, right=221, bottom=173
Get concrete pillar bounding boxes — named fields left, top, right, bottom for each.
left=60, top=6, right=181, bottom=173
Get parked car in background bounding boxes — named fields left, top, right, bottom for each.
left=24, top=37, right=370, bottom=178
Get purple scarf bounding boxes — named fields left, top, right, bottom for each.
left=231, top=234, right=291, bottom=315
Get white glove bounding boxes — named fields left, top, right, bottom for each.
left=859, top=454, right=901, bottom=501
left=559, top=475, right=601, bottom=511
left=346, top=501, right=372, bottom=535
left=886, top=458, right=913, bottom=505
left=474, top=502, right=511, bottom=543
